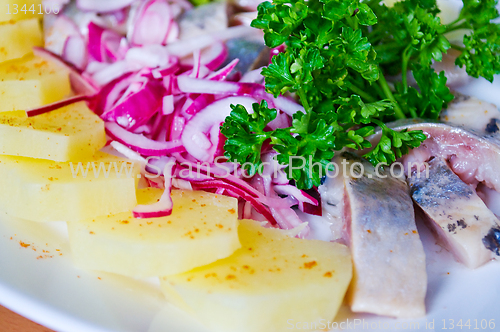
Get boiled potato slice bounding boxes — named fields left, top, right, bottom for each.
left=0, top=102, right=106, bottom=161
left=0, top=18, right=42, bottom=64
left=161, top=219, right=352, bottom=332
left=0, top=55, right=70, bottom=112
left=67, top=189, right=240, bottom=278
left=0, top=151, right=139, bottom=222
left=0, top=0, right=42, bottom=23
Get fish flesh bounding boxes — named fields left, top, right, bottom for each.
left=440, top=94, right=500, bottom=135
left=320, top=152, right=427, bottom=318
left=370, top=119, right=500, bottom=267
left=409, top=157, right=500, bottom=268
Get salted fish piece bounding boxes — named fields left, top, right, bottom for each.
left=321, top=152, right=427, bottom=318
left=440, top=94, right=500, bottom=135
left=409, top=157, right=500, bottom=268
left=368, top=119, right=500, bottom=267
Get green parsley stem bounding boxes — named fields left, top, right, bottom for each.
left=450, top=43, right=465, bottom=52
left=348, top=83, right=377, bottom=103
left=297, top=87, right=310, bottom=110
left=377, top=69, right=406, bottom=119
left=401, top=45, right=413, bottom=95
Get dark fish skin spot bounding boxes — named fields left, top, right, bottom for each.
left=486, top=118, right=499, bottom=134
left=457, top=219, right=467, bottom=229
left=448, top=223, right=457, bottom=232
left=320, top=176, right=326, bottom=185
left=448, top=215, right=453, bottom=220
left=474, top=215, right=479, bottom=221
left=482, top=227, right=500, bottom=256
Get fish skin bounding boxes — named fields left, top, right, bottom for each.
left=409, top=157, right=500, bottom=268
left=321, top=152, right=427, bottom=318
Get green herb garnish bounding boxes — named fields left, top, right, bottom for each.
left=221, top=0, right=500, bottom=189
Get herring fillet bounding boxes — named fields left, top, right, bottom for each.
left=409, top=157, right=500, bottom=268
left=322, top=153, right=427, bottom=318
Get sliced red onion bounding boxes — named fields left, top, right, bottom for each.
left=164, top=21, right=179, bottom=44
left=44, top=15, right=81, bottom=56
left=91, top=60, right=142, bottom=86
left=162, top=95, right=174, bottom=115
left=177, top=76, right=239, bottom=94
left=145, top=156, right=174, bottom=175
left=181, top=42, right=227, bottom=72
left=110, top=141, right=147, bottom=165
left=191, top=180, right=277, bottom=225
left=88, top=22, right=123, bottom=63
left=105, top=122, right=185, bottom=156
left=181, top=96, right=256, bottom=161
left=26, top=95, right=91, bottom=117
left=239, top=67, right=264, bottom=83
left=101, top=79, right=164, bottom=130
left=77, top=0, right=135, bottom=12
left=172, top=178, right=193, bottom=190
left=267, top=110, right=292, bottom=130
left=129, top=0, right=172, bottom=46
left=184, top=94, right=215, bottom=115
left=33, top=47, right=98, bottom=96
left=62, top=35, right=88, bottom=70
left=133, top=157, right=176, bottom=218
left=125, top=44, right=171, bottom=68
left=189, top=49, right=202, bottom=78
left=273, top=185, right=318, bottom=206
left=206, top=59, right=239, bottom=81
left=301, top=188, right=322, bottom=216
left=169, top=115, right=185, bottom=141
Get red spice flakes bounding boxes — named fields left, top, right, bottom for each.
left=227, top=208, right=236, bottom=214
left=89, top=231, right=95, bottom=235
left=200, top=204, right=206, bottom=207
left=324, top=271, right=333, bottom=278
left=98, top=277, right=102, bottom=280
left=19, top=241, right=30, bottom=248
left=304, top=261, right=317, bottom=269
left=367, top=229, right=372, bottom=234
left=225, top=274, right=236, bottom=280
left=121, top=220, right=129, bottom=224
left=412, top=230, right=418, bottom=234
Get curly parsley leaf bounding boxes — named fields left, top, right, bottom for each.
left=221, top=101, right=277, bottom=175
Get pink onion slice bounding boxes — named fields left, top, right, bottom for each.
left=101, top=78, right=165, bottom=130
left=191, top=180, right=277, bottom=225
left=206, top=59, right=239, bottom=81
left=130, top=0, right=172, bottom=46
left=133, top=157, right=176, bottom=218
left=105, top=122, right=185, bottom=156
left=273, top=184, right=318, bottom=206
left=88, top=22, right=123, bottom=63
left=181, top=96, right=256, bottom=161
left=62, top=35, right=88, bottom=70
left=26, top=95, right=91, bottom=117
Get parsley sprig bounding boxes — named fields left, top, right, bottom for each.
left=221, top=0, right=500, bottom=189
